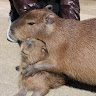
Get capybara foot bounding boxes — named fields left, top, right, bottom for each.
left=13, top=88, right=27, bottom=96
left=15, top=66, right=20, bottom=71
left=21, top=64, right=38, bottom=77
left=32, top=89, right=49, bottom=96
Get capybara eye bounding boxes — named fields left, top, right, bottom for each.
left=28, top=43, right=32, bottom=48
left=27, top=22, right=35, bottom=25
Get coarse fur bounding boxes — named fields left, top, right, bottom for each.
left=14, top=38, right=66, bottom=96
left=9, top=8, right=96, bottom=85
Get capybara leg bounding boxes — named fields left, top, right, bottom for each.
left=32, top=88, right=49, bottom=96
left=13, top=88, right=27, bottom=96
left=22, top=60, right=55, bottom=76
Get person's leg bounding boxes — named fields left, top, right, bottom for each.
left=59, top=0, right=80, bottom=20
left=7, top=0, right=19, bottom=42
left=12, top=0, right=40, bottom=15
left=9, top=0, right=40, bottom=22
left=9, top=0, right=19, bottom=22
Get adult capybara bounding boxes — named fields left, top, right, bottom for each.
left=14, top=38, right=66, bottom=96
left=9, top=6, right=96, bottom=85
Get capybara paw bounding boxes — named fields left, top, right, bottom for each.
left=21, top=64, right=37, bottom=77
left=13, top=93, right=24, bottom=96
left=15, top=66, right=20, bottom=71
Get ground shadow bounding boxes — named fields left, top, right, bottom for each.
left=66, top=79, right=96, bottom=92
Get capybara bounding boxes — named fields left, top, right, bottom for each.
left=9, top=6, right=96, bottom=85
left=14, top=38, right=66, bottom=96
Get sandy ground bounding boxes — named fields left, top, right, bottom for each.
left=0, top=0, right=96, bottom=96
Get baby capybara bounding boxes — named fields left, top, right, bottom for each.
left=14, top=38, right=67, bottom=96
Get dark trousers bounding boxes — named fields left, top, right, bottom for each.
left=9, top=0, right=80, bottom=22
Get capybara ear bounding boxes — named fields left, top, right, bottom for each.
left=45, top=13, right=54, bottom=24
left=45, top=5, right=53, bottom=10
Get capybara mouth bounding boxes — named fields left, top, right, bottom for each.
left=7, top=38, right=13, bottom=42
left=7, top=35, right=17, bottom=43
left=21, top=51, right=28, bottom=56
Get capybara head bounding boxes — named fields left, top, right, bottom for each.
left=9, top=5, right=60, bottom=43
left=21, top=38, right=48, bottom=63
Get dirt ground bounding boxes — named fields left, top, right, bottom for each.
left=0, top=0, right=96, bottom=96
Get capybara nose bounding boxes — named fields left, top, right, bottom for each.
left=10, top=28, right=14, bottom=31
left=10, top=28, right=15, bottom=34
left=7, top=28, right=18, bottom=43
left=7, top=25, right=18, bottom=42
left=7, top=24, right=17, bottom=42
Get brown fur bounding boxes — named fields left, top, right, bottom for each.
left=10, top=8, right=96, bottom=85
left=14, top=38, right=66, bottom=96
